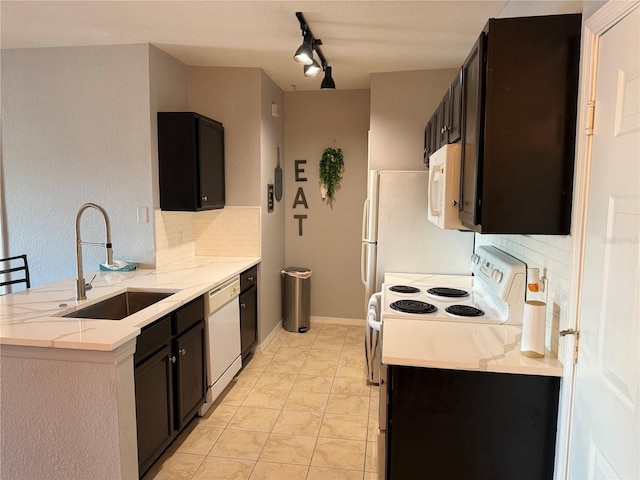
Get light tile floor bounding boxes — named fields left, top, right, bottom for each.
left=143, top=323, right=379, bottom=480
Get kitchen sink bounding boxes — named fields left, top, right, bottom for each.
left=63, top=290, right=176, bottom=320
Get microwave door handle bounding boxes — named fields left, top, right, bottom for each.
left=429, top=166, right=442, bottom=217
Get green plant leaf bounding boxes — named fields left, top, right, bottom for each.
left=319, top=147, right=344, bottom=201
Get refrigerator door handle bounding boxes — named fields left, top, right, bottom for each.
left=361, top=198, right=370, bottom=285
left=361, top=241, right=367, bottom=285
left=361, top=198, right=369, bottom=242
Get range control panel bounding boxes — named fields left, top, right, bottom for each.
left=470, top=246, right=526, bottom=302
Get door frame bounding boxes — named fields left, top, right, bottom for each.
left=556, top=1, right=640, bottom=478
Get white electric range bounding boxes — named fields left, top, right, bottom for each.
left=365, top=246, right=528, bottom=384
left=377, top=246, right=530, bottom=479
left=382, top=245, right=527, bottom=326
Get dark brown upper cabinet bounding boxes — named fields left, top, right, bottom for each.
left=158, top=112, right=225, bottom=211
left=459, top=14, right=581, bottom=234
left=425, top=13, right=581, bottom=234
left=448, top=69, right=462, bottom=144
left=423, top=68, right=463, bottom=168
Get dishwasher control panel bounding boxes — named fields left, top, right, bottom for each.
left=207, top=276, right=241, bottom=314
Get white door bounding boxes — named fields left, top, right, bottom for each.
left=567, top=3, right=640, bottom=479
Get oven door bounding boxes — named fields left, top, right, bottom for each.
left=378, top=362, right=388, bottom=480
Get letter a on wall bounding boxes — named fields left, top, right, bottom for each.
left=292, top=187, right=309, bottom=209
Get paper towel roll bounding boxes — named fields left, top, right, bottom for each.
left=521, top=300, right=546, bottom=358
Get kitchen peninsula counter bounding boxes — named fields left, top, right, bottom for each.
left=382, top=317, right=563, bottom=377
left=0, top=256, right=259, bottom=351
left=0, top=256, right=259, bottom=480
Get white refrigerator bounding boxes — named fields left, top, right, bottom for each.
left=361, top=170, right=475, bottom=305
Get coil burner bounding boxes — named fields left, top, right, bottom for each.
left=389, top=285, right=421, bottom=294
left=390, top=300, right=437, bottom=314
left=426, top=287, right=469, bottom=298
left=445, top=305, right=485, bottom=317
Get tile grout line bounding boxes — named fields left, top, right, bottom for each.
left=153, top=325, right=370, bottom=480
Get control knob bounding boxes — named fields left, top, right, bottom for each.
left=490, top=269, right=503, bottom=282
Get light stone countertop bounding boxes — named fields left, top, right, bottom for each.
left=382, top=271, right=563, bottom=377
left=0, top=256, right=260, bottom=352
left=382, top=318, right=563, bottom=376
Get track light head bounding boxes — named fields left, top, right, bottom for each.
left=304, top=59, right=322, bottom=77
left=294, top=31, right=314, bottom=65
left=295, top=12, right=336, bottom=89
left=321, top=65, right=336, bottom=89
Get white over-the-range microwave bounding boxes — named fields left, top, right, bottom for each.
left=427, top=144, right=469, bottom=231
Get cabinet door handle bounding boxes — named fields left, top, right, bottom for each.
left=169, top=355, right=177, bottom=364
left=247, top=276, right=255, bottom=281
left=180, top=348, right=186, bottom=356
left=240, top=303, right=246, bottom=308
left=201, top=196, right=208, bottom=201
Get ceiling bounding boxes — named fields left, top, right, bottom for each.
left=1, top=1, right=514, bottom=91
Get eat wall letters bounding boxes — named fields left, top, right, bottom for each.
left=293, top=160, right=308, bottom=236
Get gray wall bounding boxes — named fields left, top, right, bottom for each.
left=369, top=69, right=459, bottom=171
left=1, top=44, right=156, bottom=286
left=284, top=90, right=370, bottom=320
left=259, top=71, right=286, bottom=342
left=188, top=67, right=262, bottom=207
left=188, top=66, right=285, bottom=342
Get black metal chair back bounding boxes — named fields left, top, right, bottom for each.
left=0, top=255, right=31, bottom=290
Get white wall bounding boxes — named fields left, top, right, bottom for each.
left=2, top=44, right=156, bottom=287
left=284, top=90, right=370, bottom=321
left=0, top=345, right=138, bottom=479
left=149, top=45, right=189, bottom=209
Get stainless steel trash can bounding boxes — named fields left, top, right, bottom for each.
left=282, top=267, right=311, bottom=333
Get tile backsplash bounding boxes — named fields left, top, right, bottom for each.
left=155, top=210, right=195, bottom=267
left=193, top=207, right=261, bottom=256
left=155, top=207, right=261, bottom=267
left=476, top=233, right=573, bottom=362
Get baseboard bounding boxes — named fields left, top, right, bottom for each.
left=311, top=316, right=365, bottom=327
left=256, top=319, right=283, bottom=353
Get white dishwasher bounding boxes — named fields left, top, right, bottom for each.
left=199, top=275, right=242, bottom=416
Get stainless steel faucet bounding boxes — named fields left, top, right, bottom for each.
left=75, top=203, right=113, bottom=300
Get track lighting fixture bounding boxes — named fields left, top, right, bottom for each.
left=321, top=66, right=335, bottom=89
left=294, top=12, right=336, bottom=89
left=294, top=31, right=314, bottom=65
left=304, top=59, right=322, bottom=77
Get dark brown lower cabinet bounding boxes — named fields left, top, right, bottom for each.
left=135, top=344, right=174, bottom=476
left=240, top=285, right=257, bottom=360
left=240, top=266, right=258, bottom=362
left=175, top=321, right=206, bottom=430
left=385, top=365, right=560, bottom=480
left=134, top=297, right=206, bottom=478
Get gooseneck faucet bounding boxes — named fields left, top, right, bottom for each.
left=75, top=203, right=113, bottom=300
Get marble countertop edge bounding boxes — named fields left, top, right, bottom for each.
left=0, top=256, right=260, bottom=352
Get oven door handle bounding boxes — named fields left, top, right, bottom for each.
left=367, top=293, right=382, bottom=331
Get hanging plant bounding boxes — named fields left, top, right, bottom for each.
left=319, top=147, right=344, bottom=202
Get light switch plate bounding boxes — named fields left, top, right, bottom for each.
left=136, top=206, right=149, bottom=224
